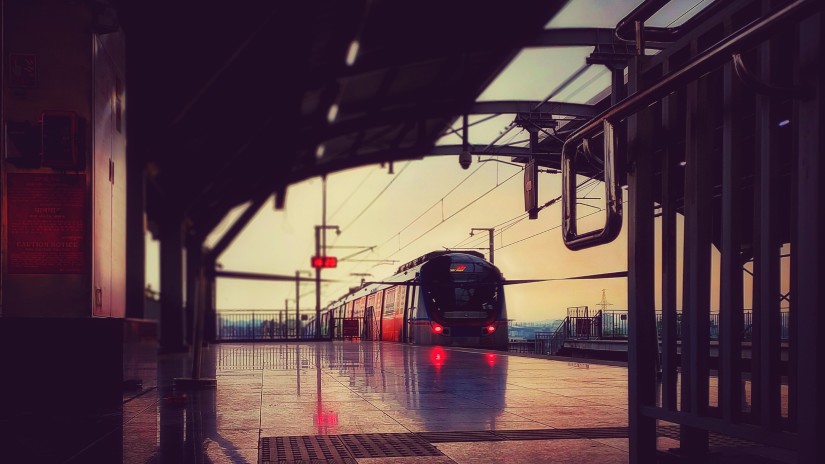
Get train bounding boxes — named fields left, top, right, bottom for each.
left=319, top=250, right=508, bottom=350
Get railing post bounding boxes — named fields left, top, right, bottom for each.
left=626, top=54, right=658, bottom=464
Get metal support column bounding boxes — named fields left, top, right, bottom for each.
left=204, top=260, right=217, bottom=343
left=794, top=11, right=823, bottom=463
left=315, top=227, right=322, bottom=339
left=753, top=25, right=782, bottom=430
left=185, top=237, right=202, bottom=345
left=626, top=55, right=657, bottom=464
left=125, top=150, right=146, bottom=319
left=660, top=58, right=679, bottom=413
left=159, top=213, right=187, bottom=353
left=720, top=57, right=745, bottom=424
left=680, top=64, right=713, bottom=455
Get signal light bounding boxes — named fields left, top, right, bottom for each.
left=431, top=323, right=444, bottom=334
left=485, top=324, right=496, bottom=334
left=311, top=256, right=338, bottom=269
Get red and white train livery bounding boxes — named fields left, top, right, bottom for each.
left=323, top=251, right=508, bottom=350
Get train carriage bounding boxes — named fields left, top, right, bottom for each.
left=323, top=251, right=508, bottom=350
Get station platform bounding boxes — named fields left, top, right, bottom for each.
left=2, top=341, right=794, bottom=463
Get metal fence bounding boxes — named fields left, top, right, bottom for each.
left=216, top=310, right=319, bottom=341
left=529, top=309, right=790, bottom=356
left=566, top=309, right=790, bottom=341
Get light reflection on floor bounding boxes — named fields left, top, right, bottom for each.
left=115, top=342, right=791, bottom=463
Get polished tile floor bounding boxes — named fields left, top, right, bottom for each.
left=124, top=342, right=643, bottom=463
left=2, top=340, right=794, bottom=463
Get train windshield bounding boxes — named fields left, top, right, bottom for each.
left=420, top=255, right=500, bottom=324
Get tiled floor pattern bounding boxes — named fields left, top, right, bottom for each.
left=22, top=340, right=787, bottom=463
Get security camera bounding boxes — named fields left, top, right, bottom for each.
left=459, top=150, right=471, bottom=170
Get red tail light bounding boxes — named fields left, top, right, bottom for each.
left=432, top=323, right=444, bottom=334
left=485, top=324, right=496, bottom=334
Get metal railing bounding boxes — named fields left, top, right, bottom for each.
left=522, top=309, right=789, bottom=356
left=216, top=310, right=318, bottom=341
left=567, top=309, right=790, bottom=341
left=534, top=316, right=572, bottom=356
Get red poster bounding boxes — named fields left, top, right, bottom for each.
left=7, top=173, right=86, bottom=274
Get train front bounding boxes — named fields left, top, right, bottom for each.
left=416, top=253, right=508, bottom=350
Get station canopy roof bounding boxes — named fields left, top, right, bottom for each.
left=115, top=0, right=711, bottom=238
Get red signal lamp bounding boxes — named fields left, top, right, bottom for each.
left=431, top=323, right=444, bottom=334
left=485, top=324, right=496, bottom=334
left=311, top=256, right=338, bottom=269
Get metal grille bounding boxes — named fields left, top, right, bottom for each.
left=260, top=425, right=760, bottom=462
left=339, top=433, right=443, bottom=458
left=259, top=436, right=355, bottom=464
left=418, top=430, right=503, bottom=443
left=657, top=425, right=760, bottom=448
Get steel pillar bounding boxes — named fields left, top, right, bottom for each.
left=159, top=213, right=186, bottom=353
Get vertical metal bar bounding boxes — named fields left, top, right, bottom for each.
left=660, top=58, right=679, bottom=412
left=754, top=29, right=782, bottom=430
left=681, top=66, right=712, bottom=454
left=190, top=266, right=205, bottom=379
left=159, top=214, right=186, bottom=352
left=794, top=12, right=823, bottom=462
left=315, top=227, right=321, bottom=340
left=296, top=271, right=301, bottom=338
left=627, top=55, right=657, bottom=464
left=720, top=56, right=744, bottom=422
left=488, top=229, right=495, bottom=264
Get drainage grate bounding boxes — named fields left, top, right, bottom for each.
left=418, top=430, right=504, bottom=443
left=259, top=435, right=355, bottom=464
left=339, top=432, right=444, bottom=458
left=570, top=426, right=631, bottom=439
left=260, top=425, right=761, bottom=462
left=495, top=429, right=581, bottom=441
left=656, top=425, right=759, bottom=448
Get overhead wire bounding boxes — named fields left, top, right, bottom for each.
left=497, top=199, right=627, bottom=251
left=384, top=167, right=523, bottom=260
left=374, top=126, right=524, bottom=251
left=340, top=161, right=412, bottom=232
left=328, top=168, right=376, bottom=220
left=453, top=175, right=602, bottom=250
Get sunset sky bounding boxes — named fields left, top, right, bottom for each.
left=140, top=0, right=787, bottom=323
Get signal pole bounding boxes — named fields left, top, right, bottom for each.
left=470, top=227, right=495, bottom=263
left=314, top=224, right=340, bottom=338
left=295, top=270, right=311, bottom=337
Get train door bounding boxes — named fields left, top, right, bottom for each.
left=401, top=285, right=409, bottom=342
left=402, top=283, right=417, bottom=343
left=377, top=290, right=385, bottom=341
left=364, top=307, right=374, bottom=340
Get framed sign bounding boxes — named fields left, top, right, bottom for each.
left=7, top=173, right=86, bottom=274
left=342, top=319, right=359, bottom=337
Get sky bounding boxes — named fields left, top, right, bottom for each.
left=142, top=0, right=785, bottom=323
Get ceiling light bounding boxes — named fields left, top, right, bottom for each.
left=346, top=40, right=359, bottom=66
left=327, top=103, right=339, bottom=123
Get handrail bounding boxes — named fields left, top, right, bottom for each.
left=615, top=0, right=734, bottom=43
left=561, top=0, right=815, bottom=251
left=561, top=119, right=623, bottom=250
left=547, top=316, right=570, bottom=355
left=573, top=0, right=813, bottom=147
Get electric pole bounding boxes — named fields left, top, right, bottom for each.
left=470, top=227, right=495, bottom=263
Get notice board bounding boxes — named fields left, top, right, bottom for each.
left=342, top=319, right=359, bottom=337
left=7, top=173, right=86, bottom=274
